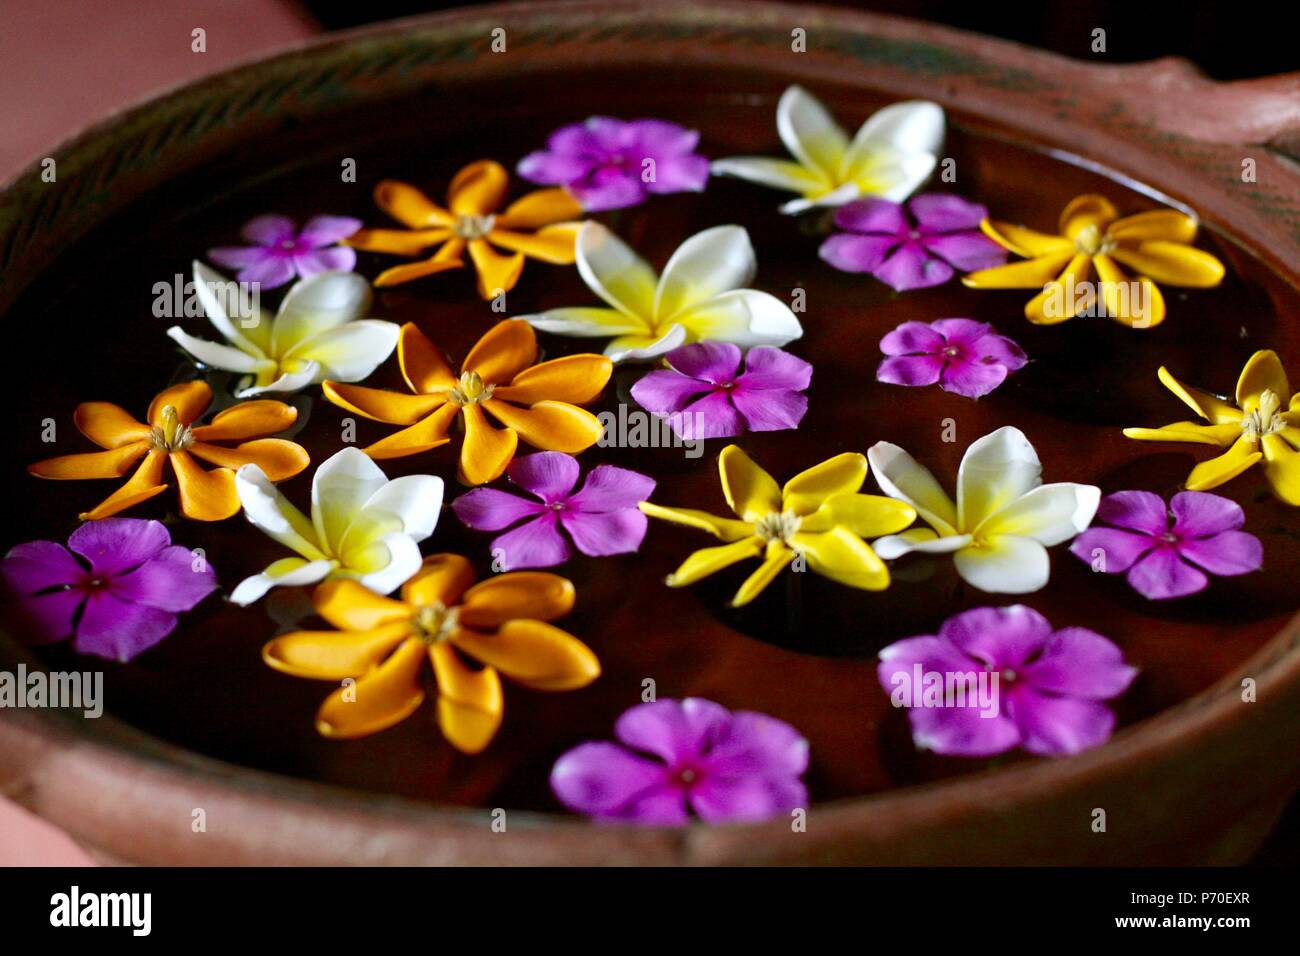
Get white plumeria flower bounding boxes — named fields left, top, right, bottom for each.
left=867, top=426, right=1099, bottom=594
left=522, top=222, right=802, bottom=363
left=168, top=262, right=399, bottom=397
left=229, top=447, right=442, bottom=605
left=712, top=85, right=945, bottom=214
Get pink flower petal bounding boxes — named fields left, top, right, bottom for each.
left=626, top=118, right=700, bottom=156
left=240, top=214, right=297, bottom=247
left=1019, top=627, right=1137, bottom=699
left=832, top=197, right=908, bottom=234
left=705, top=711, right=810, bottom=779
left=207, top=246, right=271, bottom=269
left=877, top=354, right=945, bottom=388
left=939, top=357, right=1009, bottom=398
left=678, top=390, right=745, bottom=439
left=1169, top=490, right=1245, bottom=537
left=690, top=774, right=807, bottom=823
left=237, top=255, right=297, bottom=290
left=663, top=341, right=742, bottom=382
left=550, top=742, right=671, bottom=818
left=644, top=154, right=710, bottom=194
left=614, top=698, right=729, bottom=765
left=630, top=369, right=715, bottom=416
left=873, top=242, right=954, bottom=291
left=922, top=232, right=1008, bottom=272
left=1176, top=531, right=1263, bottom=577
left=903, top=701, right=1023, bottom=757
left=566, top=465, right=656, bottom=513
left=517, top=150, right=595, bottom=185
left=818, top=233, right=897, bottom=274
left=1096, top=490, right=1171, bottom=535
left=927, top=318, right=992, bottom=346
left=970, top=331, right=1028, bottom=370
left=73, top=592, right=177, bottom=662
left=297, top=215, right=363, bottom=248
left=908, top=193, right=988, bottom=232
left=880, top=320, right=946, bottom=355
left=453, top=488, right=546, bottom=531
left=570, top=174, right=647, bottom=212
left=1069, top=527, right=1154, bottom=573
left=560, top=507, right=648, bottom=556
left=68, top=517, right=170, bottom=576
left=938, top=605, right=1053, bottom=670
left=1007, top=687, right=1117, bottom=756
left=1125, top=546, right=1208, bottom=600
left=489, top=513, right=571, bottom=569
left=12, top=590, right=85, bottom=645
left=2, top=540, right=85, bottom=593
left=294, top=247, right=356, bottom=277
left=738, top=346, right=812, bottom=391
left=109, top=545, right=217, bottom=613
left=730, top=385, right=807, bottom=431
left=507, top=451, right=581, bottom=502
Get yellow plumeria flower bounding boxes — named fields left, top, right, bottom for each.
left=523, top=222, right=803, bottom=363
left=963, top=194, right=1225, bottom=328
left=868, top=426, right=1100, bottom=593
left=1124, top=349, right=1300, bottom=505
left=712, top=85, right=945, bottom=214
left=639, top=445, right=916, bottom=607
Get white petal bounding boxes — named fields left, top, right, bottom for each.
left=776, top=85, right=849, bottom=180
left=867, top=441, right=959, bottom=535
left=354, top=532, right=425, bottom=596
left=860, top=152, right=938, bottom=203
left=605, top=324, right=689, bottom=363
left=358, top=473, right=444, bottom=542
left=272, top=270, right=373, bottom=356
left=709, top=157, right=825, bottom=196
left=229, top=558, right=334, bottom=606
left=193, top=261, right=269, bottom=355
left=233, top=362, right=321, bottom=398
left=167, top=326, right=266, bottom=373
left=842, top=100, right=945, bottom=180
left=523, top=307, right=647, bottom=339
left=310, top=447, right=390, bottom=556
left=956, top=427, right=1042, bottom=531
left=873, top=530, right=971, bottom=560
left=284, top=319, right=399, bottom=383
left=574, top=222, right=659, bottom=319
left=980, top=482, right=1101, bottom=546
left=654, top=225, right=757, bottom=320
left=953, top=535, right=1051, bottom=594
left=779, top=182, right=861, bottom=214
left=235, top=464, right=326, bottom=560
left=675, top=289, right=802, bottom=349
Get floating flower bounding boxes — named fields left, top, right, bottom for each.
left=343, top=161, right=582, bottom=296
left=263, top=554, right=598, bottom=751
left=517, top=116, right=710, bottom=211
left=630, top=341, right=811, bottom=438
left=230, top=446, right=442, bottom=605
left=640, top=445, right=915, bottom=607
left=208, top=213, right=361, bottom=289
left=712, top=85, right=944, bottom=214
left=1070, top=490, right=1262, bottom=600
left=523, top=222, right=802, bottom=362
left=877, top=318, right=1026, bottom=399
left=2, top=518, right=217, bottom=661
left=962, top=194, right=1225, bottom=327
left=869, top=427, right=1100, bottom=593
left=323, top=320, right=611, bottom=485
left=819, top=194, right=1006, bottom=291
left=167, top=263, right=398, bottom=397
left=878, top=605, right=1137, bottom=757
left=1123, top=350, right=1300, bottom=505
left=452, top=452, right=654, bottom=569
left=550, top=697, right=808, bottom=824
left=29, top=381, right=309, bottom=522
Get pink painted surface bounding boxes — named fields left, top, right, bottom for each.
left=0, top=0, right=318, bottom=865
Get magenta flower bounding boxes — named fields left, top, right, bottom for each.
left=517, top=117, right=710, bottom=211
left=1070, top=490, right=1262, bottom=600
left=208, top=214, right=362, bottom=289
left=877, top=318, right=1026, bottom=399
left=550, top=697, right=809, bottom=824
left=630, top=342, right=812, bottom=439
left=819, top=193, right=1007, bottom=291
left=1, top=518, right=218, bottom=662
left=452, top=452, right=655, bottom=569
left=878, top=606, right=1137, bottom=758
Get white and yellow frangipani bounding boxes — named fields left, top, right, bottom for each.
left=711, top=85, right=945, bottom=214
left=168, top=262, right=399, bottom=397
left=230, top=447, right=443, bottom=605
left=867, top=426, right=1100, bottom=594
left=522, top=222, right=803, bottom=363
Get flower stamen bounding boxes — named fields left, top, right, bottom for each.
left=1242, top=389, right=1285, bottom=441
left=1074, top=223, right=1115, bottom=257
left=412, top=602, right=459, bottom=644
left=754, top=511, right=801, bottom=546
left=148, top=405, right=194, bottom=452
left=448, top=371, right=495, bottom=406
left=453, top=214, right=496, bottom=240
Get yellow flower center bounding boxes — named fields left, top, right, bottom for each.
left=453, top=214, right=496, bottom=240
left=148, top=405, right=194, bottom=452
left=1242, top=389, right=1285, bottom=441
left=1074, top=223, right=1114, bottom=257
left=412, top=602, right=459, bottom=644
left=754, top=511, right=801, bottom=546
left=448, top=371, right=495, bottom=406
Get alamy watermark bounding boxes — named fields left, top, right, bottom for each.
left=597, top=405, right=704, bottom=459
left=887, top=664, right=1001, bottom=718
left=0, top=664, right=102, bottom=718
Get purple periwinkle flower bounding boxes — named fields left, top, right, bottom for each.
left=630, top=342, right=812, bottom=439
left=550, top=697, right=809, bottom=824
left=819, top=193, right=1007, bottom=291
left=517, top=117, right=710, bottom=211
left=1070, top=490, right=1263, bottom=600
left=877, top=318, right=1027, bottom=399
left=208, top=213, right=362, bottom=289
left=452, top=452, right=655, bottom=569
left=878, top=605, right=1137, bottom=758
left=1, top=518, right=218, bottom=662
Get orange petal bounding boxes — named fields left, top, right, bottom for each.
left=372, top=180, right=453, bottom=228
left=186, top=439, right=309, bottom=482
left=264, top=620, right=414, bottom=680
left=29, top=440, right=149, bottom=480
left=1058, top=194, right=1119, bottom=239
left=452, top=621, right=598, bottom=691
left=468, top=239, right=525, bottom=299
left=1024, top=253, right=1094, bottom=325
left=397, top=322, right=457, bottom=394
left=961, top=251, right=1074, bottom=290
left=493, top=353, right=613, bottom=405
left=401, top=553, right=478, bottom=609
left=495, top=188, right=584, bottom=229
left=459, top=571, right=575, bottom=629
left=428, top=643, right=503, bottom=754
left=316, top=637, right=427, bottom=739
left=314, top=578, right=412, bottom=631
left=482, top=399, right=604, bottom=453
left=78, top=449, right=169, bottom=520
left=979, top=220, right=1073, bottom=258
left=362, top=403, right=459, bottom=460
left=1093, top=254, right=1166, bottom=329
left=322, top=381, right=447, bottom=424
left=73, top=402, right=149, bottom=449
left=448, top=160, right=509, bottom=216
left=1236, top=350, right=1290, bottom=407
left=190, top=400, right=298, bottom=442
left=462, top=318, right=537, bottom=384
left=148, top=380, right=212, bottom=426
left=373, top=256, right=465, bottom=288
left=169, top=451, right=240, bottom=521
left=1107, top=209, right=1198, bottom=244
left=459, top=404, right=518, bottom=485
left=344, top=227, right=451, bottom=256
left=1107, top=242, right=1224, bottom=289
left=489, top=224, right=580, bottom=265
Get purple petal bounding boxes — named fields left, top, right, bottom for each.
left=1096, top=490, right=1171, bottom=535
left=690, top=775, right=807, bottom=824
left=1125, top=546, right=1208, bottom=600
left=730, top=386, right=807, bottom=432
left=507, top=451, right=581, bottom=502
left=818, top=233, right=897, bottom=274
left=880, top=321, right=946, bottom=356
left=677, top=390, right=746, bottom=439
left=877, top=354, right=945, bottom=388
left=705, top=711, right=810, bottom=779
left=832, top=197, right=909, bottom=234
left=452, top=488, right=546, bottom=531
left=921, top=232, right=1008, bottom=272
left=907, top=193, right=988, bottom=232
left=1069, top=527, right=1154, bottom=573
left=939, top=605, right=1053, bottom=670
left=517, top=150, right=595, bottom=186
left=237, top=255, right=297, bottom=290
left=560, top=508, right=648, bottom=556
left=73, top=592, right=178, bottom=661
left=873, top=243, right=954, bottom=291
left=625, top=118, right=701, bottom=156
left=878, top=634, right=981, bottom=685
left=926, top=318, right=992, bottom=347
left=939, top=357, right=1010, bottom=398
left=569, top=173, right=646, bottom=212
left=2, top=540, right=85, bottom=593
left=294, top=247, right=356, bottom=277
left=240, top=214, right=297, bottom=247
left=1169, top=490, right=1245, bottom=538
left=1008, top=688, right=1117, bottom=756
left=630, top=369, right=715, bottom=416
left=1176, top=531, right=1263, bottom=577
left=663, top=341, right=742, bottom=382
left=296, top=215, right=363, bottom=248
left=489, top=513, right=571, bottom=570
left=12, top=590, right=85, bottom=645
left=644, top=154, right=710, bottom=194
left=1020, top=627, right=1137, bottom=699
left=969, top=330, right=1028, bottom=370
left=566, top=465, right=657, bottom=512
left=614, top=698, right=729, bottom=765
left=738, top=346, right=812, bottom=391
left=547, top=118, right=614, bottom=154
left=550, top=741, right=671, bottom=818
left=109, top=545, right=217, bottom=612
left=207, top=246, right=270, bottom=270
left=904, top=703, right=1023, bottom=757
left=68, top=517, right=169, bottom=577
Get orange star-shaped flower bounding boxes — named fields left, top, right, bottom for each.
left=29, top=381, right=309, bottom=521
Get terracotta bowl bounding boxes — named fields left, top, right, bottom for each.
left=2, top=1, right=1299, bottom=865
